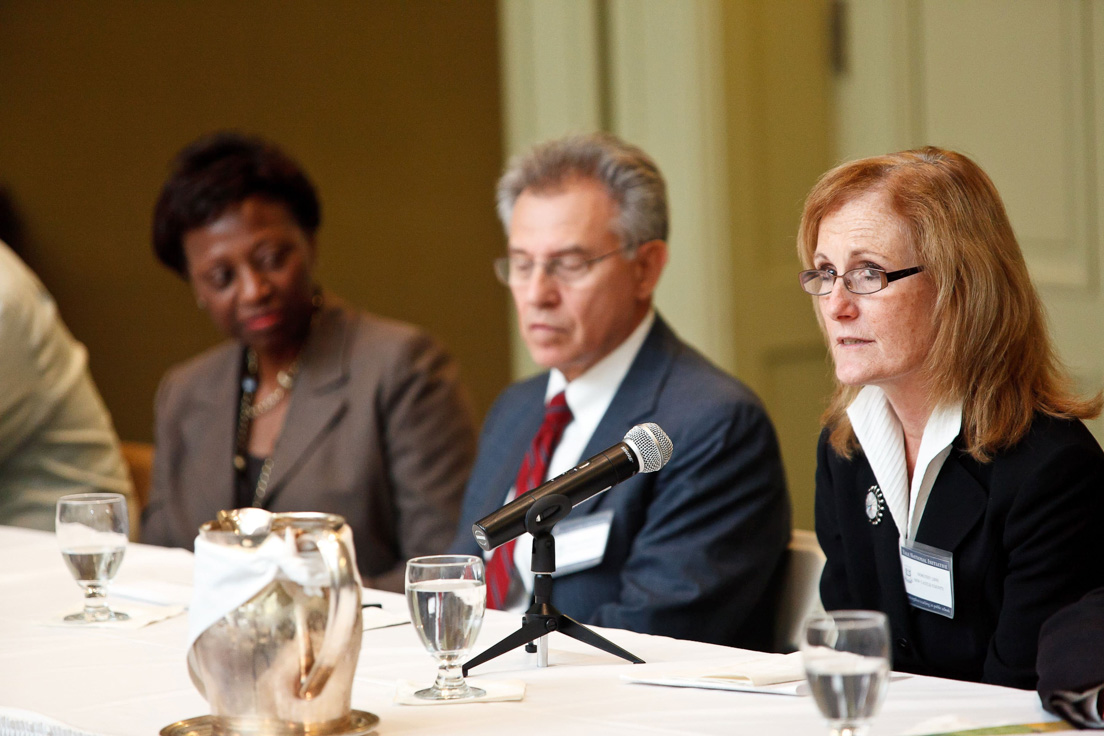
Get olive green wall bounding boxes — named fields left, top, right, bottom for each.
left=0, top=1, right=510, bottom=442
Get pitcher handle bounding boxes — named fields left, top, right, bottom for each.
left=296, top=527, right=361, bottom=699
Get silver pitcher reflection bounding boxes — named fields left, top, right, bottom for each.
left=187, top=510, right=362, bottom=736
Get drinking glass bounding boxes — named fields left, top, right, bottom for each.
left=405, top=555, right=486, bottom=701
left=56, top=493, right=129, bottom=623
left=801, top=610, right=890, bottom=736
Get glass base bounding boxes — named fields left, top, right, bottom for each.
left=64, top=607, right=129, bottom=623
left=828, top=724, right=870, bottom=736
left=414, top=683, right=485, bottom=701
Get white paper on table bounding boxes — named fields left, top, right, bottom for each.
left=112, top=580, right=192, bottom=607
left=362, top=606, right=409, bottom=630
left=622, top=652, right=808, bottom=696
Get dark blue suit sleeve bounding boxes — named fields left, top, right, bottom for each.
left=588, top=400, right=791, bottom=648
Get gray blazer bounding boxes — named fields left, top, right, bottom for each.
left=142, top=298, right=477, bottom=592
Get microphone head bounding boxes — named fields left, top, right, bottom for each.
left=624, top=423, right=673, bottom=473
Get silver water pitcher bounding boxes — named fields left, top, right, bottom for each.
left=187, top=510, right=363, bottom=736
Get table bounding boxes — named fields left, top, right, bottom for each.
left=0, top=525, right=1069, bottom=736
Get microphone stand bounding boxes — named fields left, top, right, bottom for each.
left=462, top=495, right=644, bottom=676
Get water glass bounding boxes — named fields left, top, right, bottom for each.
left=56, top=493, right=129, bottom=623
left=801, top=610, right=890, bottom=736
left=405, top=555, right=486, bottom=701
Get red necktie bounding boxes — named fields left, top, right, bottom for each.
left=485, top=391, right=573, bottom=609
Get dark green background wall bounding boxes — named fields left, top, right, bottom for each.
left=0, top=0, right=510, bottom=441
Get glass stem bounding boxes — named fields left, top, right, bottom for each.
left=83, top=583, right=110, bottom=621
left=434, top=661, right=466, bottom=693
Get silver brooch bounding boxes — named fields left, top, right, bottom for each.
left=864, top=485, right=885, bottom=525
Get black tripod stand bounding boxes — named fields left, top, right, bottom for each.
left=463, top=494, right=644, bottom=675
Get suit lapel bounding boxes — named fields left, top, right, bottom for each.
left=484, top=379, right=549, bottom=516
left=574, top=317, right=677, bottom=514
left=477, top=316, right=677, bottom=525
left=857, top=447, right=986, bottom=643
left=180, top=345, right=240, bottom=517
left=264, top=303, right=349, bottom=498
left=914, top=452, right=987, bottom=552
left=852, top=456, right=917, bottom=639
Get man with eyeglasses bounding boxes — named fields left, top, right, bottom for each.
left=450, top=132, right=790, bottom=649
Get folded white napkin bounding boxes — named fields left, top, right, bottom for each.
left=697, top=651, right=806, bottom=686
left=394, top=679, right=525, bottom=705
left=44, top=600, right=186, bottom=629
left=0, top=706, right=93, bottom=736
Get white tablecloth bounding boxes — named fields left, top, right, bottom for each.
left=0, top=525, right=1070, bottom=735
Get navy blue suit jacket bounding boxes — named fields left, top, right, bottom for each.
left=452, top=316, right=791, bottom=650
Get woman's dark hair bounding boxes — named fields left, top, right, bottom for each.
left=152, top=132, right=321, bottom=277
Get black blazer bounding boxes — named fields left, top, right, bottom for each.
left=451, top=316, right=792, bottom=650
left=816, top=413, right=1104, bottom=689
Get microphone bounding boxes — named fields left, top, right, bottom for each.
left=472, top=422, right=673, bottom=551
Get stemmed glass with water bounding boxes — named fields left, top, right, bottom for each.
left=801, top=610, right=890, bottom=736
left=405, top=555, right=486, bottom=701
left=56, top=493, right=130, bottom=623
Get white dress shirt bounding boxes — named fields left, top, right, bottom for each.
left=1048, top=686, right=1104, bottom=729
left=846, top=385, right=962, bottom=541
left=497, top=310, right=656, bottom=610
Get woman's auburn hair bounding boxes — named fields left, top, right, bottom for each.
left=797, top=146, right=1100, bottom=461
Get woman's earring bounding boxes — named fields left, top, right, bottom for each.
left=196, top=297, right=207, bottom=310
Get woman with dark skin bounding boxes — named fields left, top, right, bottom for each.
left=141, top=132, right=477, bottom=591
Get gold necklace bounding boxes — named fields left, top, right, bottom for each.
left=243, top=355, right=300, bottom=419
left=234, top=289, right=323, bottom=507
left=235, top=349, right=301, bottom=506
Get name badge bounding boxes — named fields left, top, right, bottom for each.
left=900, top=540, right=954, bottom=618
left=551, top=510, right=614, bottom=577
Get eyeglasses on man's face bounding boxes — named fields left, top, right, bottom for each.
left=798, top=265, right=925, bottom=296
left=493, top=247, right=627, bottom=286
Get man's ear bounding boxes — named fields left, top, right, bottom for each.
left=633, top=239, right=668, bottom=300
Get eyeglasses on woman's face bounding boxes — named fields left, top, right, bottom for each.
left=797, top=265, right=924, bottom=296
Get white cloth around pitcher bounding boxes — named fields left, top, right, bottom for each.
left=188, top=524, right=359, bottom=648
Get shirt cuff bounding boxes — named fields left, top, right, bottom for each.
left=1049, top=686, right=1104, bottom=729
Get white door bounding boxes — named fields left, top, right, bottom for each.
left=836, top=0, right=1104, bottom=438
left=496, top=0, right=838, bottom=528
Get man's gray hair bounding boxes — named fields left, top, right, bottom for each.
left=496, top=132, right=668, bottom=252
